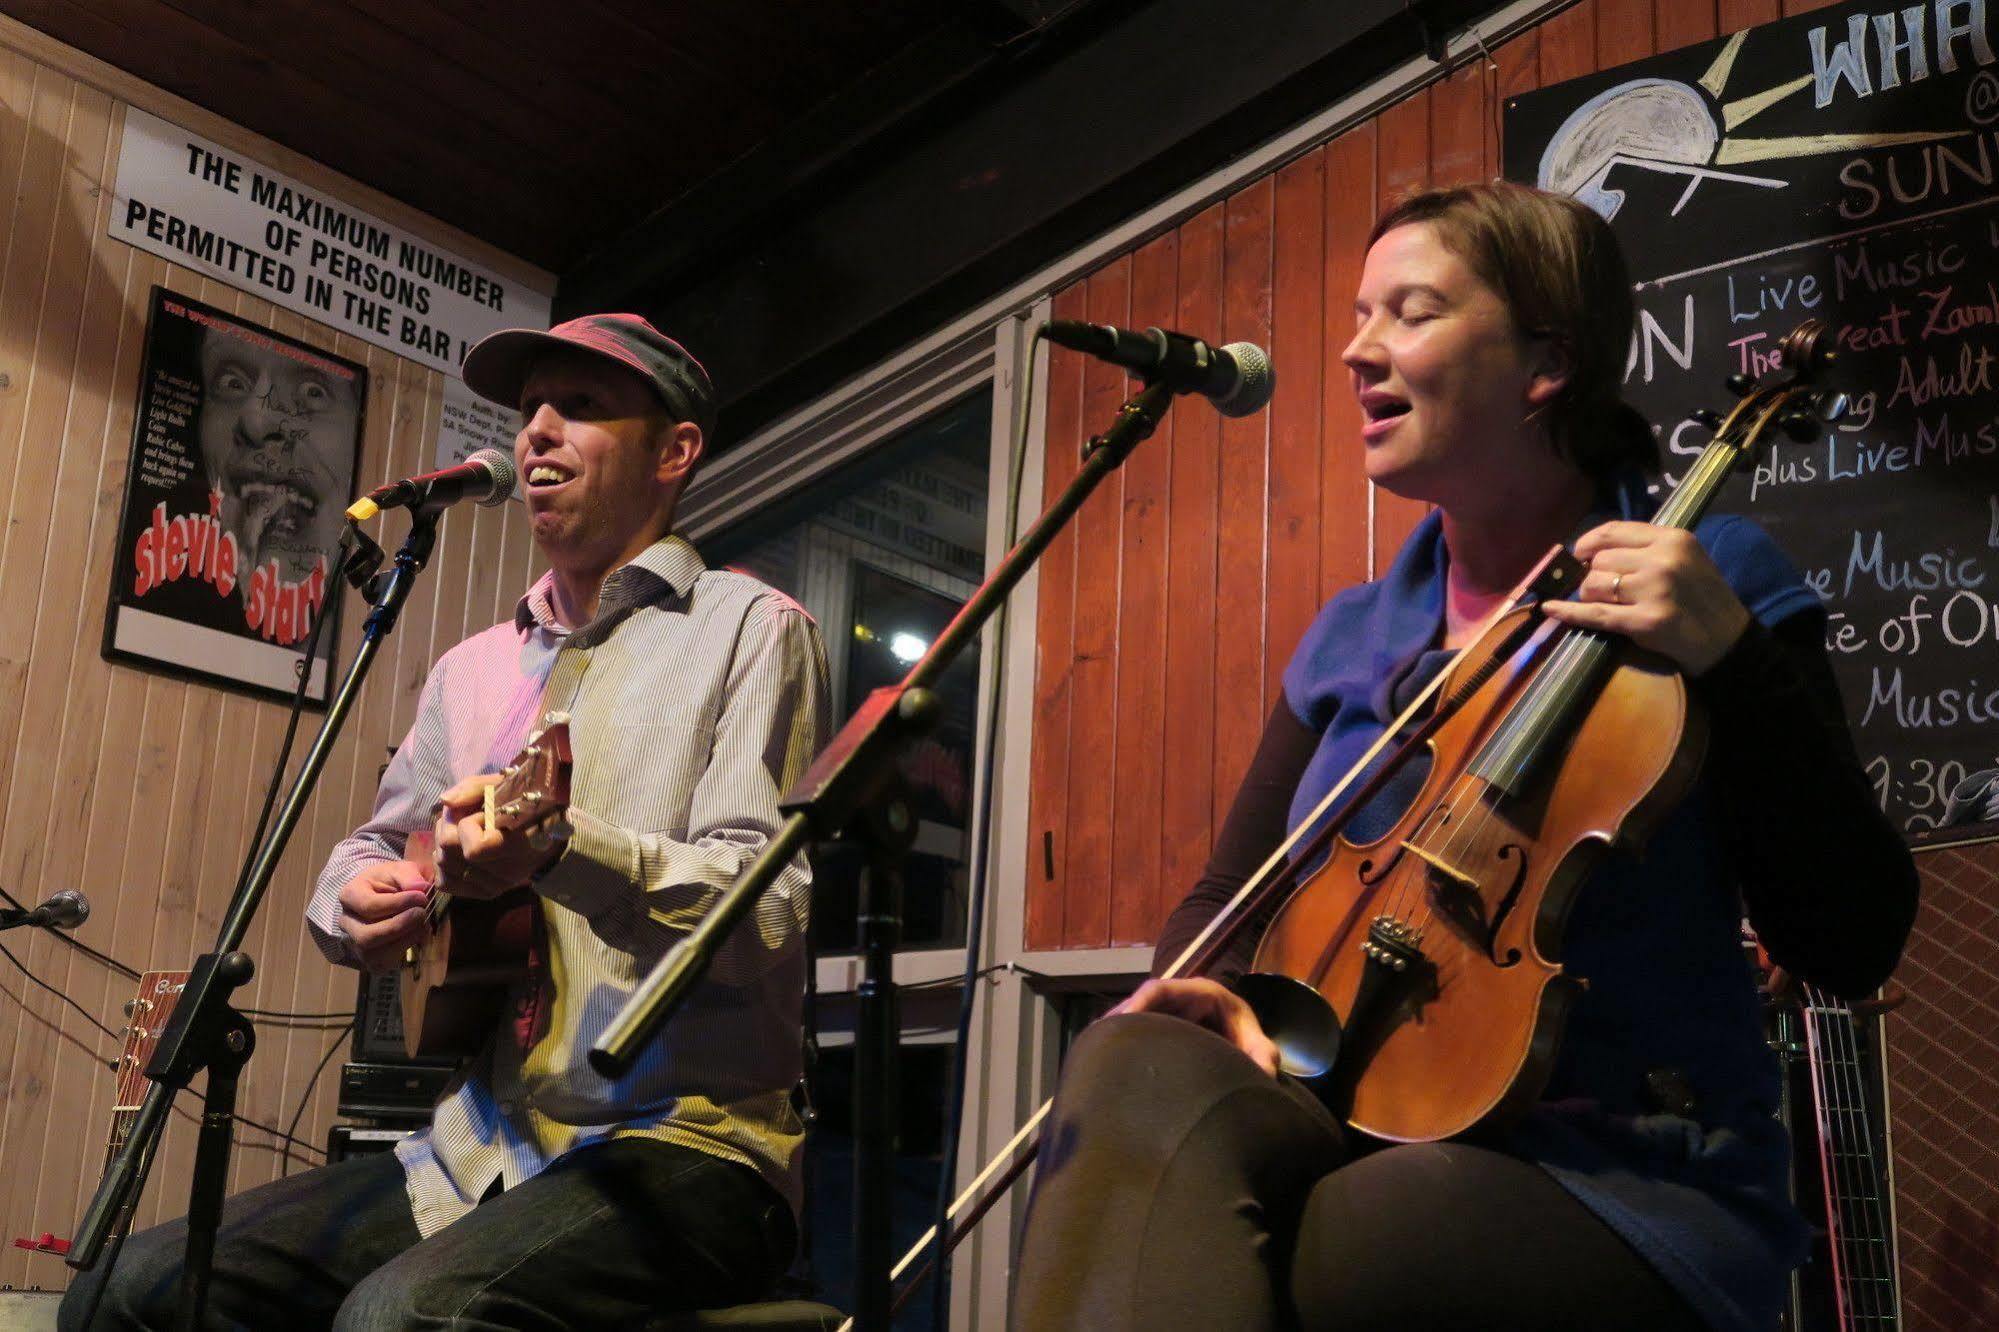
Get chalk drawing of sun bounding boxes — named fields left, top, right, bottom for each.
left=1538, top=30, right=1967, bottom=220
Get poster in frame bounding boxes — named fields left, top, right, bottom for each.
left=101, top=287, right=366, bottom=705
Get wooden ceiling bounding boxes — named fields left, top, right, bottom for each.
left=5, top=0, right=1017, bottom=271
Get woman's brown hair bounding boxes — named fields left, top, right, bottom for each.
left=1369, top=180, right=1658, bottom=480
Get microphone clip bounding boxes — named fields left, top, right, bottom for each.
left=340, top=523, right=386, bottom=595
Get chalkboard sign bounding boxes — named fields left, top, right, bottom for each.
left=1506, top=0, right=1999, bottom=848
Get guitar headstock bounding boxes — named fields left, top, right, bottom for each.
left=117, top=970, right=190, bottom=1110
left=485, top=712, right=573, bottom=844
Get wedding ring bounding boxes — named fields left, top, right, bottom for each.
left=1610, top=573, right=1624, bottom=603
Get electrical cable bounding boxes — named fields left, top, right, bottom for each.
left=0, top=937, right=122, bottom=1054
left=241, top=537, right=353, bottom=890
left=279, top=1020, right=354, bottom=1177
left=1, top=883, right=361, bottom=1024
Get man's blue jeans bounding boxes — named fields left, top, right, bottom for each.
left=59, top=1136, right=794, bottom=1330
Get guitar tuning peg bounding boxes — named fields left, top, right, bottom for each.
left=1724, top=372, right=1756, bottom=397
left=1779, top=412, right=1822, bottom=442
left=1816, top=391, right=1850, bottom=422
left=1688, top=408, right=1723, bottom=431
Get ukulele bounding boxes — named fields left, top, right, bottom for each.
left=399, top=715, right=572, bottom=1060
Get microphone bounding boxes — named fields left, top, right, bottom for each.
left=1043, top=321, right=1275, bottom=418
left=1, top=889, right=89, bottom=931
left=345, top=448, right=518, bottom=522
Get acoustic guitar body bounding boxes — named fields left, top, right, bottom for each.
left=1252, top=609, right=1708, bottom=1144
left=399, top=874, right=536, bottom=1059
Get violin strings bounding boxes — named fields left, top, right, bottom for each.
left=1159, top=581, right=1541, bottom=984
left=1364, top=423, right=1756, bottom=1076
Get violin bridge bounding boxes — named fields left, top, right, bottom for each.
left=1401, top=840, right=1476, bottom=890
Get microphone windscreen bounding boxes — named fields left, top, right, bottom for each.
left=467, top=448, right=518, bottom=506
left=1215, top=343, right=1275, bottom=418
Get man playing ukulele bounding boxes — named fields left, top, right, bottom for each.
left=64, top=315, right=829, bottom=1329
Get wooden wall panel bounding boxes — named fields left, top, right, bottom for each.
left=1320, top=126, right=1376, bottom=595
left=1211, top=179, right=1274, bottom=837
left=1369, top=94, right=1435, bottom=569
left=1108, top=234, right=1175, bottom=945
left=1719, top=0, right=1781, bottom=30
left=1156, top=204, right=1225, bottom=937
left=0, top=32, right=543, bottom=1288
left=1265, top=152, right=1324, bottom=712
left=1597, top=0, right=1655, bottom=69
left=1656, top=1, right=1718, bottom=53
left=1022, top=283, right=1084, bottom=952
left=1060, top=258, right=1133, bottom=950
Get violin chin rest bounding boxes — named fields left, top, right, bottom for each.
left=1233, top=972, right=1342, bottom=1080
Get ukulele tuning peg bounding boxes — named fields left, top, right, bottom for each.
left=1779, top=412, right=1822, bottom=442
left=1815, top=390, right=1850, bottom=422
left=1688, top=408, right=1723, bottom=431
left=1724, top=372, right=1756, bottom=397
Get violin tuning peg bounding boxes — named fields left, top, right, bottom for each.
left=1816, top=390, right=1850, bottom=422
left=1778, top=412, right=1822, bottom=442
left=1688, top=408, right=1723, bottom=431
left=1724, top=372, right=1756, bottom=397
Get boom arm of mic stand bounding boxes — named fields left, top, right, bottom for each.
left=590, top=377, right=1177, bottom=1073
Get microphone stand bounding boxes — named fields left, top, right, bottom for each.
left=67, top=509, right=440, bottom=1330
left=591, top=376, right=1180, bottom=1330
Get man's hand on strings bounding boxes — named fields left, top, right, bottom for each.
left=1112, top=977, right=1282, bottom=1077
left=432, top=773, right=562, bottom=899
left=1540, top=521, right=1752, bottom=676
left=337, top=860, right=433, bottom=973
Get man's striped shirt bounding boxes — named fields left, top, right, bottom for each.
left=308, top=535, right=829, bottom=1236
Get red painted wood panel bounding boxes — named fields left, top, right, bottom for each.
left=1371, top=91, right=1435, bottom=569
left=1060, top=259, right=1134, bottom=947
left=1211, top=179, right=1274, bottom=834
left=1023, top=282, right=1086, bottom=951
left=1109, top=233, right=1177, bottom=944
left=1265, top=151, right=1325, bottom=712
left=1289, top=117, right=1373, bottom=947
left=1538, top=0, right=1600, bottom=85
left=1489, top=28, right=1542, bottom=178
left=1157, top=203, right=1227, bottom=935
left=1431, top=61, right=1486, bottom=188
left=1717, top=0, right=1780, bottom=32
left=1655, top=0, right=1718, bottom=54
left=1321, top=127, right=1376, bottom=602
left=1597, top=0, right=1656, bottom=69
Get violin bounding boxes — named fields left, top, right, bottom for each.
left=1244, top=320, right=1848, bottom=1142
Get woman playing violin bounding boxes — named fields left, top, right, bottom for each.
left=1010, top=181, right=1919, bottom=1332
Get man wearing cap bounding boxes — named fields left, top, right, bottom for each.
left=63, top=316, right=830, bottom=1329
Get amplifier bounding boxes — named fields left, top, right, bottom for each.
left=328, top=1124, right=419, bottom=1164
left=337, top=1061, right=454, bottom=1121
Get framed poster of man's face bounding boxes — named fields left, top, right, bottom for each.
left=101, top=287, right=366, bottom=704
